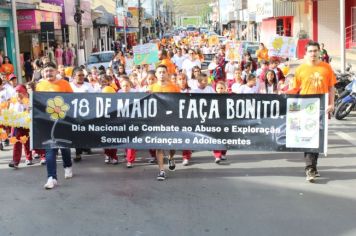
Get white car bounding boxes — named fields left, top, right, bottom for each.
left=86, top=51, right=115, bottom=70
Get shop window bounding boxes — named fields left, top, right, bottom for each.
left=276, top=19, right=284, bottom=36
left=276, top=17, right=293, bottom=37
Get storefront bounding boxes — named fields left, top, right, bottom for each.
left=116, top=28, right=138, bottom=49
left=257, top=0, right=300, bottom=40
left=93, top=6, right=116, bottom=52
left=17, top=9, right=61, bottom=59
left=0, top=7, right=17, bottom=75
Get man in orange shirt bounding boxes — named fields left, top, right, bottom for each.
left=149, top=64, right=180, bottom=180
left=292, top=41, right=336, bottom=183
left=36, top=62, right=74, bottom=189
left=159, top=49, right=176, bottom=75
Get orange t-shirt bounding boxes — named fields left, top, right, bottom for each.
left=160, top=59, right=176, bottom=75
left=256, top=48, right=269, bottom=62
left=148, top=82, right=180, bottom=93
left=293, top=61, right=336, bottom=95
left=36, top=79, right=73, bottom=92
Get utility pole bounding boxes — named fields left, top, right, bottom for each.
left=74, top=0, right=81, bottom=66
left=217, top=0, right=222, bottom=35
left=138, top=0, right=142, bottom=44
left=11, top=0, right=23, bottom=83
left=340, top=0, right=345, bottom=73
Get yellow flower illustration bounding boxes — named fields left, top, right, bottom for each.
left=310, top=72, right=323, bottom=88
left=272, top=38, right=284, bottom=51
left=46, top=96, right=70, bottom=120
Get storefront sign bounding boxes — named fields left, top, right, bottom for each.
left=42, top=0, right=66, bottom=25
left=31, top=92, right=327, bottom=153
left=40, top=22, right=55, bottom=43
left=17, top=10, right=61, bottom=31
left=0, top=11, right=10, bottom=22
left=256, top=0, right=273, bottom=22
left=0, top=8, right=11, bottom=27
left=127, top=7, right=139, bottom=28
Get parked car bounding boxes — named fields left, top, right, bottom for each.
left=86, top=51, right=115, bottom=70
left=199, top=27, right=209, bottom=34
left=186, top=25, right=197, bottom=32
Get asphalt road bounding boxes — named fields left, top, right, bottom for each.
left=0, top=112, right=356, bottom=236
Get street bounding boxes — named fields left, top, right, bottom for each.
left=0, top=112, right=356, bottom=236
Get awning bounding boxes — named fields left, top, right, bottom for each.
left=93, top=5, right=115, bottom=26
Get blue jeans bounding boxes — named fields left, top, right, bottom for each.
left=45, top=148, right=72, bottom=179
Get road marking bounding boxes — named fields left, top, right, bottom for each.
left=335, top=131, right=356, bottom=146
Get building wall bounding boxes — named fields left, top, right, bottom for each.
left=260, top=18, right=275, bottom=44
left=345, top=0, right=356, bottom=48
left=292, top=2, right=312, bottom=40
left=318, top=0, right=340, bottom=54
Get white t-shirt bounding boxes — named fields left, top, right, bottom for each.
left=235, top=84, right=258, bottom=94
left=187, top=79, right=199, bottom=90
left=172, top=54, right=187, bottom=70
left=5, top=84, right=15, bottom=98
left=191, top=86, right=215, bottom=94
left=70, top=82, right=95, bottom=93
left=88, top=82, right=102, bottom=92
left=0, top=86, right=12, bottom=103
left=9, top=102, right=27, bottom=113
left=225, top=63, right=238, bottom=80
left=231, top=82, right=244, bottom=94
left=182, top=59, right=201, bottom=80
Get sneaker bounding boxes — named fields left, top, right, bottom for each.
left=4, top=139, right=9, bottom=146
left=73, top=154, right=82, bottom=162
left=147, top=157, right=156, bottom=164
left=315, top=170, right=321, bottom=177
left=182, top=159, right=189, bottom=166
left=33, top=153, right=40, bottom=159
left=221, top=155, right=227, bottom=161
left=25, top=160, right=34, bottom=166
left=306, top=169, right=316, bottom=183
left=168, top=159, right=176, bottom=171
left=104, top=156, right=111, bottom=164
left=0, top=142, right=3, bottom=150
left=44, top=177, right=58, bottom=189
left=8, top=161, right=19, bottom=169
left=157, top=170, right=166, bottom=181
left=215, top=157, right=221, bottom=164
left=111, top=159, right=119, bottom=165
left=40, top=159, right=46, bottom=165
left=126, top=162, right=133, bottom=168
left=64, top=167, right=73, bottom=179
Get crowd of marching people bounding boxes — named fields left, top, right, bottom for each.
left=0, top=30, right=335, bottom=188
